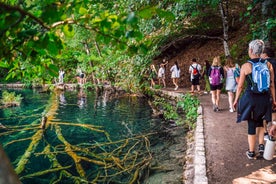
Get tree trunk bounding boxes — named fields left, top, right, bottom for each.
left=83, top=41, right=97, bottom=85
left=219, top=0, right=231, bottom=56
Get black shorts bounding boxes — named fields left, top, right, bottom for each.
left=210, top=83, right=223, bottom=91
left=191, top=78, right=200, bottom=85
left=248, top=119, right=264, bottom=135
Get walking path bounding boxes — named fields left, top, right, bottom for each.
left=199, top=92, right=276, bottom=184
left=161, top=88, right=276, bottom=184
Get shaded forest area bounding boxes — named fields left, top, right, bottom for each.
left=153, top=1, right=275, bottom=88
left=0, top=1, right=275, bottom=91
left=154, top=23, right=249, bottom=88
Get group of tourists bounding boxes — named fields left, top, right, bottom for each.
left=57, top=66, right=86, bottom=85
left=149, top=59, right=181, bottom=90
left=149, top=39, right=276, bottom=160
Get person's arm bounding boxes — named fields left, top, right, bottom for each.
left=207, top=67, right=211, bottom=77
left=233, top=64, right=247, bottom=109
left=269, top=122, right=276, bottom=136
left=268, top=62, right=276, bottom=106
left=200, top=66, right=205, bottom=76
left=189, top=65, right=192, bottom=73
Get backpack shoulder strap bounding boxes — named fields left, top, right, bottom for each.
left=247, top=60, right=253, bottom=64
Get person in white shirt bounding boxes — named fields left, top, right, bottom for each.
left=158, top=63, right=166, bottom=88
left=170, top=61, right=180, bottom=90
left=189, top=58, right=202, bottom=94
left=58, top=69, right=65, bottom=84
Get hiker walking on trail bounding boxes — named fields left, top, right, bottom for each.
left=158, top=63, right=167, bottom=88
left=233, top=39, right=276, bottom=160
left=149, top=64, right=157, bottom=88
left=170, top=61, right=180, bottom=90
left=261, top=47, right=276, bottom=140
left=189, top=58, right=202, bottom=94
left=202, top=60, right=211, bottom=94
left=58, top=68, right=65, bottom=84
left=224, top=56, right=237, bottom=112
left=208, top=56, right=224, bottom=112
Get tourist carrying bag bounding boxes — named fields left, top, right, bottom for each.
left=209, top=66, right=221, bottom=85
left=191, top=64, right=200, bottom=79
left=248, top=59, right=270, bottom=94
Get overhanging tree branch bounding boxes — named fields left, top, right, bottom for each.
left=0, top=2, right=128, bottom=46
left=0, top=2, right=50, bottom=30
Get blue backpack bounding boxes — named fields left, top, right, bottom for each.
left=248, top=59, right=270, bottom=93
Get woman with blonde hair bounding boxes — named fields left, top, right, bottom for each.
left=224, top=56, right=238, bottom=112
left=208, top=56, right=224, bottom=112
left=149, top=64, right=157, bottom=88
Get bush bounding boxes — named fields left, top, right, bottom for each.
left=1, top=90, right=23, bottom=107
left=177, top=93, right=200, bottom=129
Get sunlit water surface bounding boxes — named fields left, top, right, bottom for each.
left=0, top=89, right=161, bottom=183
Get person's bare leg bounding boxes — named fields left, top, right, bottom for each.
left=162, top=79, right=166, bottom=87
left=216, top=90, right=221, bottom=107
left=175, top=78, right=178, bottom=88
left=191, top=85, right=195, bottom=92
left=151, top=79, right=155, bottom=88
left=172, top=78, right=176, bottom=87
left=256, top=127, right=264, bottom=145
left=211, top=90, right=216, bottom=109
left=263, top=119, right=268, bottom=137
left=228, top=91, right=234, bottom=110
left=248, top=134, right=256, bottom=152
left=197, top=85, right=201, bottom=92
left=174, top=78, right=178, bottom=90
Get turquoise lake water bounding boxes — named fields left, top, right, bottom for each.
left=0, top=89, right=161, bottom=183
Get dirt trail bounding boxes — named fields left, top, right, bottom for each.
left=198, top=92, right=276, bottom=184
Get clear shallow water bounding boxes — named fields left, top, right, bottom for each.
left=0, top=89, right=160, bottom=183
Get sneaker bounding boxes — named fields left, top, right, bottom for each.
left=229, top=108, right=234, bottom=112
left=174, top=86, right=178, bottom=90
left=246, top=150, right=255, bottom=159
left=258, top=144, right=264, bottom=156
left=264, top=132, right=269, bottom=141
left=213, top=104, right=217, bottom=112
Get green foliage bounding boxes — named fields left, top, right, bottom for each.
left=153, top=96, right=179, bottom=122
left=152, top=93, right=200, bottom=128
left=244, top=0, right=276, bottom=45
left=177, top=94, right=200, bottom=129
left=1, top=90, right=23, bottom=107
left=0, top=0, right=260, bottom=93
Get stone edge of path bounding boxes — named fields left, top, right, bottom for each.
left=184, top=105, right=208, bottom=184
left=154, top=89, right=208, bottom=184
